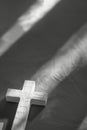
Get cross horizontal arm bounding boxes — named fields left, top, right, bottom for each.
left=6, top=89, right=21, bottom=102
left=31, top=92, right=48, bottom=105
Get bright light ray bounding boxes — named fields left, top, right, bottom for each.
left=0, top=0, right=60, bottom=57
left=19, top=0, right=60, bottom=31
left=31, top=23, right=87, bottom=95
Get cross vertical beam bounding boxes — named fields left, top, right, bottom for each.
left=6, top=80, right=48, bottom=130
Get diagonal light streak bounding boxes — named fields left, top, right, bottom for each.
left=19, top=0, right=61, bottom=31
left=0, top=0, right=61, bottom=57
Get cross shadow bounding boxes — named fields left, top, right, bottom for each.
left=0, top=97, right=45, bottom=130
left=0, top=98, right=17, bottom=130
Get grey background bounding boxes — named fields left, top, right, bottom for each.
left=0, top=0, right=87, bottom=129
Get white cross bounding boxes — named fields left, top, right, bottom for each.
left=0, top=119, right=7, bottom=130
left=6, top=80, right=48, bottom=130
left=0, top=122, right=4, bottom=130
